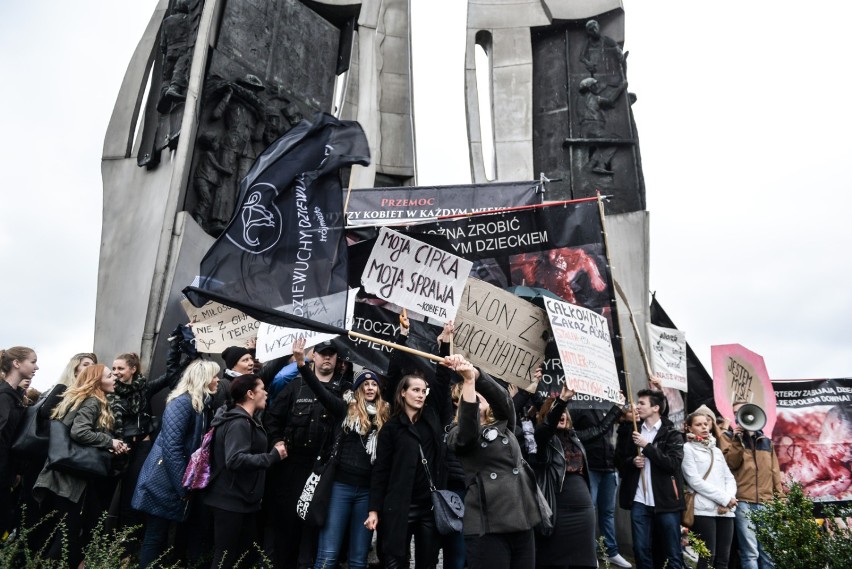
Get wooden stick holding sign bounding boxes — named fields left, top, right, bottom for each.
left=347, top=330, right=444, bottom=364
left=596, top=194, right=644, bottom=496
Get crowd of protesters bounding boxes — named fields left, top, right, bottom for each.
left=0, top=318, right=783, bottom=569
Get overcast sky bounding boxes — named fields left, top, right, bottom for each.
left=1, top=0, right=850, bottom=390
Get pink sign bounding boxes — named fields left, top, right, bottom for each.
left=711, top=344, right=777, bottom=437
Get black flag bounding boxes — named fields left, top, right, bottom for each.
left=184, top=113, right=370, bottom=334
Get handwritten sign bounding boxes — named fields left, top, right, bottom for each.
left=647, top=323, right=688, bottom=392
left=255, top=290, right=358, bottom=361
left=453, top=279, right=549, bottom=389
left=180, top=299, right=260, bottom=353
left=361, top=227, right=472, bottom=323
left=544, top=297, right=620, bottom=404
left=711, top=344, right=777, bottom=436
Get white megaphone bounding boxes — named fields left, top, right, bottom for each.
left=736, top=403, right=767, bottom=432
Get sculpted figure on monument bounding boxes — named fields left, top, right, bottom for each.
left=157, top=0, right=194, bottom=113
left=207, top=74, right=266, bottom=235
left=580, top=20, right=626, bottom=80
left=191, top=132, right=232, bottom=231
left=577, top=77, right=627, bottom=175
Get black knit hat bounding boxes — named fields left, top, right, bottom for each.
left=221, top=346, right=252, bottom=370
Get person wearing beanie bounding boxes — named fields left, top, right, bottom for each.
left=216, top=345, right=254, bottom=410
left=264, top=339, right=351, bottom=568
left=222, top=346, right=253, bottom=375
left=286, top=345, right=390, bottom=569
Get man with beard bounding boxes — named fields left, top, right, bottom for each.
left=265, top=341, right=350, bottom=569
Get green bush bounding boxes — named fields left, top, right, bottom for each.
left=749, top=481, right=852, bottom=569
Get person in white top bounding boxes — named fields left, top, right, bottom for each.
left=682, top=407, right=738, bottom=569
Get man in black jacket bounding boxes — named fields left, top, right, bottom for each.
left=264, top=341, right=350, bottom=569
left=615, top=389, right=685, bottom=569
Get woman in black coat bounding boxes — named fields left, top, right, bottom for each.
left=205, top=374, right=287, bottom=569
left=533, top=383, right=597, bottom=569
left=365, top=322, right=453, bottom=569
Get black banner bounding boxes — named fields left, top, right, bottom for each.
left=401, top=200, right=625, bottom=395
left=185, top=113, right=370, bottom=333
left=345, top=180, right=542, bottom=226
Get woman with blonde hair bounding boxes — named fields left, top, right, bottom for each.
left=57, top=353, right=98, bottom=388
left=15, top=352, right=97, bottom=546
left=133, top=359, right=221, bottom=568
left=286, top=337, right=391, bottom=569
left=33, top=363, right=129, bottom=568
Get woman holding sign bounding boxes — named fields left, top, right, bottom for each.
left=533, top=383, right=598, bottom=569
left=445, top=354, right=542, bottom=569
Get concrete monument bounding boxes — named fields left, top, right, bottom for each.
left=97, top=0, right=415, bottom=374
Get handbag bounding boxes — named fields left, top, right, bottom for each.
left=46, top=420, right=112, bottom=478
left=296, top=432, right=342, bottom=527
left=182, top=426, right=215, bottom=491
left=11, top=389, right=53, bottom=457
left=682, top=446, right=714, bottom=527
left=419, top=445, right=465, bottom=535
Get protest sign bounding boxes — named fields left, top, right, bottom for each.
left=453, top=279, right=549, bottom=390
left=711, top=344, right=777, bottom=436
left=361, top=227, right=472, bottom=322
left=544, top=296, right=620, bottom=403
left=345, top=180, right=541, bottom=226
left=256, top=326, right=336, bottom=362
left=180, top=298, right=260, bottom=353
left=647, top=323, right=688, bottom=392
left=254, top=289, right=358, bottom=361
left=773, top=378, right=852, bottom=503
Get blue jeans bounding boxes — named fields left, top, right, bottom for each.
left=314, top=482, right=372, bottom=569
left=735, top=502, right=774, bottom=569
left=139, top=514, right=171, bottom=569
left=630, top=502, right=683, bottom=569
left=589, top=469, right=619, bottom=556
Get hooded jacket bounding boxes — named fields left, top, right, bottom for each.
left=204, top=405, right=281, bottom=513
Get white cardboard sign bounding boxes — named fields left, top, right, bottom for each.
left=544, top=297, right=621, bottom=403
left=361, top=227, right=472, bottom=323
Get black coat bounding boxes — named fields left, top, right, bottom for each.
left=615, top=417, right=685, bottom=512
left=368, top=359, right=451, bottom=559
left=0, top=382, right=25, bottom=488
